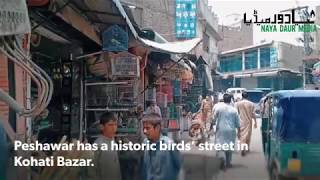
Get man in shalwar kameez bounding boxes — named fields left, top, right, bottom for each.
left=212, top=93, right=240, bottom=169
left=235, top=92, right=257, bottom=156
left=199, top=96, right=213, bottom=136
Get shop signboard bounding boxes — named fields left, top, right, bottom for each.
left=110, top=53, right=140, bottom=77
left=175, top=0, right=197, bottom=39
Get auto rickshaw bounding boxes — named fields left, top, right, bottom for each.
left=263, top=90, right=320, bottom=180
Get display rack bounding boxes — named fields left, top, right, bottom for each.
left=80, top=52, right=141, bottom=141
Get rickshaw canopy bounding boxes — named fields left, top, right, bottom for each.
left=268, top=90, right=320, bottom=143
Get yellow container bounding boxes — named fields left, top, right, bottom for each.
left=287, top=159, right=301, bottom=173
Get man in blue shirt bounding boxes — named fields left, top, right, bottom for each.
left=141, top=113, right=182, bottom=180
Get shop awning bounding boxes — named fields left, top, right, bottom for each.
left=171, top=56, right=192, bottom=71
left=223, top=68, right=301, bottom=78
left=61, top=0, right=202, bottom=55
left=303, top=55, right=320, bottom=62
left=234, top=74, right=252, bottom=78
left=252, top=71, right=279, bottom=77
left=112, top=0, right=202, bottom=54
left=139, top=38, right=202, bottom=54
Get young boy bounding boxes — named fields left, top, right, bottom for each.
left=90, top=112, right=122, bottom=180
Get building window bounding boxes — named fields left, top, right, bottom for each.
left=270, top=47, right=278, bottom=68
left=260, top=47, right=271, bottom=68
left=219, top=54, right=242, bottom=72
left=245, top=49, right=257, bottom=70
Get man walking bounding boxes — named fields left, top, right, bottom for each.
left=212, top=93, right=241, bottom=169
left=199, top=95, right=214, bottom=138
left=260, top=96, right=270, bottom=153
left=141, top=113, right=182, bottom=180
left=235, top=91, right=257, bottom=156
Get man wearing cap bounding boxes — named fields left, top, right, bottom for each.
left=141, top=113, right=182, bottom=180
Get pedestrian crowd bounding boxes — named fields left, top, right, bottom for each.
left=86, top=91, right=259, bottom=180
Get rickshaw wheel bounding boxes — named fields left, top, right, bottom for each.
left=271, top=167, right=283, bottom=180
left=271, top=166, right=298, bottom=180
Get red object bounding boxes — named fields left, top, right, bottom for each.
left=162, top=84, right=173, bottom=103
left=27, top=0, right=50, bottom=7
left=168, top=120, right=179, bottom=129
left=22, top=34, right=30, bottom=50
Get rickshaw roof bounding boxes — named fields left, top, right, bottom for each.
left=268, top=90, right=320, bottom=99
left=269, top=90, right=320, bottom=143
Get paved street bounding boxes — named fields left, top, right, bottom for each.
left=215, top=119, right=269, bottom=180
left=179, top=119, right=269, bottom=180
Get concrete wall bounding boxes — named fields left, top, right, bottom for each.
left=218, top=22, right=253, bottom=52
left=277, top=42, right=304, bottom=71
left=123, top=0, right=177, bottom=41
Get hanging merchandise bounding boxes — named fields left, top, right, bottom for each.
left=168, top=119, right=179, bottom=130
left=86, top=53, right=111, bottom=79
left=103, top=25, right=129, bottom=52
left=146, top=87, right=157, bottom=102
left=181, top=69, right=193, bottom=83
left=169, top=104, right=178, bottom=119
left=172, top=80, right=182, bottom=96
left=162, top=83, right=173, bottom=103
left=168, top=104, right=179, bottom=130
left=156, top=92, right=168, bottom=108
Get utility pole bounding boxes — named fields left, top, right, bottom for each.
left=281, top=5, right=314, bottom=89
left=280, top=6, right=313, bottom=56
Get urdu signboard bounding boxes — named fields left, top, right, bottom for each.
left=175, top=0, right=197, bottom=39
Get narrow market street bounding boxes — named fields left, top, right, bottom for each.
left=215, top=119, right=269, bottom=180
left=179, top=119, right=270, bottom=180
left=1, top=1, right=320, bottom=180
